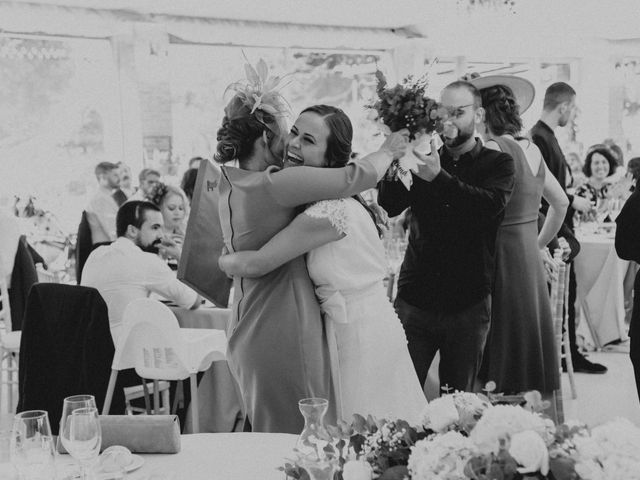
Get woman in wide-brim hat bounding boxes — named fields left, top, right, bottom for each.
left=469, top=74, right=569, bottom=401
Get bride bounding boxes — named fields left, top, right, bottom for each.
left=219, top=105, right=427, bottom=423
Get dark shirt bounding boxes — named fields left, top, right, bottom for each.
left=378, top=139, right=515, bottom=312
left=530, top=120, right=575, bottom=227
left=615, top=188, right=640, bottom=336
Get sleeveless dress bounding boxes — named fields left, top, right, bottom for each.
left=218, top=162, right=377, bottom=433
left=479, top=136, right=559, bottom=394
left=305, top=198, right=427, bottom=424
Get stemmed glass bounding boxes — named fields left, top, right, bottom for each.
left=10, top=410, right=55, bottom=480
left=59, top=395, right=97, bottom=477
left=65, top=407, right=102, bottom=480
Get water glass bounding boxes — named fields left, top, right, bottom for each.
left=0, top=430, right=18, bottom=479
left=59, top=395, right=97, bottom=453
left=10, top=410, right=55, bottom=480
left=66, top=407, right=101, bottom=480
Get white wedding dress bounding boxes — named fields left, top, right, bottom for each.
left=304, top=198, right=427, bottom=424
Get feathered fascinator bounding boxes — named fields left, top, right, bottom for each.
left=223, top=53, right=291, bottom=126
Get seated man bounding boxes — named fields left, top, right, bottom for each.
left=82, top=200, right=200, bottom=344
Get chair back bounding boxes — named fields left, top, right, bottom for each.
left=75, top=211, right=93, bottom=284
left=115, top=299, right=191, bottom=381
left=550, top=250, right=568, bottom=361
left=17, top=283, right=113, bottom=434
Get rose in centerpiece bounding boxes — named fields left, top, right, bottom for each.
left=367, top=70, right=444, bottom=190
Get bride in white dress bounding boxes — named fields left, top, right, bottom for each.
left=218, top=105, right=427, bottom=424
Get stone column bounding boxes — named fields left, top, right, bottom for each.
left=110, top=22, right=174, bottom=176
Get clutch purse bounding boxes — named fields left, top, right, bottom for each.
left=58, top=415, right=181, bottom=454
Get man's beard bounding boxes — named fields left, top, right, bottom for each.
left=444, top=127, right=474, bottom=148
left=139, top=239, right=161, bottom=254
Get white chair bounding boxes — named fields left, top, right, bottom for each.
left=551, top=250, right=577, bottom=410
left=0, top=266, right=20, bottom=414
left=102, top=298, right=227, bottom=433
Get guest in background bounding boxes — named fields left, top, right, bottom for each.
left=130, top=168, right=161, bottom=201
left=148, top=183, right=189, bottom=269
left=82, top=200, right=200, bottom=344
left=86, top=162, right=120, bottom=247
left=117, top=162, right=136, bottom=198
left=470, top=75, right=567, bottom=396
left=627, top=157, right=640, bottom=192
left=574, top=146, right=618, bottom=221
left=530, top=82, right=607, bottom=374
left=180, top=168, right=198, bottom=204
left=615, top=186, right=640, bottom=402
left=379, top=80, right=515, bottom=393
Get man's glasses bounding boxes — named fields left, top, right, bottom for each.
left=441, top=104, right=475, bottom=120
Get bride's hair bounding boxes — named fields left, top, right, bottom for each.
left=301, top=104, right=383, bottom=237
left=214, top=95, right=276, bottom=165
left=479, top=84, right=523, bottom=136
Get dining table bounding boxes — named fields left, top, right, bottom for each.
left=169, top=305, right=244, bottom=433
left=54, top=433, right=298, bottom=480
left=574, top=228, right=630, bottom=349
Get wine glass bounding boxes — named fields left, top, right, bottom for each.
left=10, top=410, right=55, bottom=480
left=59, top=395, right=97, bottom=477
left=66, top=407, right=102, bottom=479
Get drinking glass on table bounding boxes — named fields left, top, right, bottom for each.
left=10, top=410, right=55, bottom=480
left=65, top=407, right=101, bottom=480
left=59, top=395, right=97, bottom=477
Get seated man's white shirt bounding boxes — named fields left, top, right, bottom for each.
left=81, top=237, right=198, bottom=343
left=86, top=187, right=118, bottom=244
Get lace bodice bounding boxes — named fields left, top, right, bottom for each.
left=304, top=198, right=387, bottom=292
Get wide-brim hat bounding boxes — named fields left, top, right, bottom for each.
left=469, top=74, right=536, bottom=114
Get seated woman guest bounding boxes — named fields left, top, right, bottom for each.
left=149, top=183, right=189, bottom=265
left=575, top=146, right=618, bottom=209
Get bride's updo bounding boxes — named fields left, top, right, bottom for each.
left=480, top=84, right=523, bottom=136
left=214, top=95, right=275, bottom=164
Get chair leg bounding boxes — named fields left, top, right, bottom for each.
left=153, top=379, right=160, bottom=414
left=190, top=373, right=199, bottom=434
left=172, top=381, right=183, bottom=415
left=142, top=379, right=152, bottom=414
left=162, top=385, right=170, bottom=414
left=564, top=332, right=577, bottom=399
left=102, top=369, right=119, bottom=415
left=0, top=349, right=5, bottom=414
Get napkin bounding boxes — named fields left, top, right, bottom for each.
left=58, top=415, right=181, bottom=454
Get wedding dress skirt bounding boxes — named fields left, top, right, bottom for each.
left=305, top=198, right=427, bottom=424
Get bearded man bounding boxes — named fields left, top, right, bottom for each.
left=82, top=200, right=200, bottom=344
left=378, top=80, right=515, bottom=392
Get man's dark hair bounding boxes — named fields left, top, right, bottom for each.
left=94, top=162, right=119, bottom=178
left=138, top=168, right=161, bottom=183
left=543, top=82, right=576, bottom=111
left=444, top=80, right=482, bottom=109
left=116, top=200, right=160, bottom=237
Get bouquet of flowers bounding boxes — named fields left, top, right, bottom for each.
left=281, top=390, right=640, bottom=480
left=367, top=70, right=444, bottom=190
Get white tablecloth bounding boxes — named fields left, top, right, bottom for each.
left=574, top=233, right=630, bottom=348
left=170, top=307, right=243, bottom=433
left=55, top=433, right=298, bottom=480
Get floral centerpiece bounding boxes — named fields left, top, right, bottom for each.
left=367, top=70, right=444, bottom=190
left=281, top=390, right=640, bottom=480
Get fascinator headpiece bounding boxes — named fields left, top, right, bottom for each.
left=224, top=54, right=291, bottom=127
